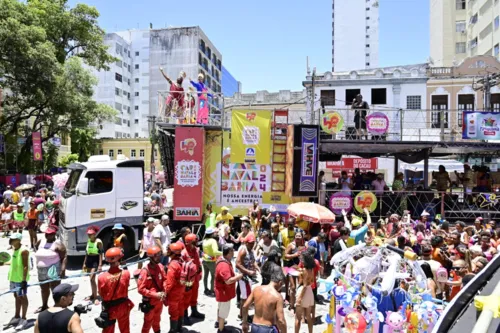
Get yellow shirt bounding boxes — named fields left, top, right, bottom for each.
left=216, top=212, right=234, bottom=226
left=11, top=192, right=20, bottom=204
left=281, top=228, right=295, bottom=250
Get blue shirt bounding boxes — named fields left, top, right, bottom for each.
left=350, top=225, right=368, bottom=245
left=307, top=239, right=321, bottom=261
left=371, top=288, right=410, bottom=333
left=190, top=81, right=213, bottom=97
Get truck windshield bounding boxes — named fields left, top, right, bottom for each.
left=62, top=169, right=83, bottom=198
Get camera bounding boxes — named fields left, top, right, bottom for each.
left=139, top=297, right=154, bottom=314
left=74, top=304, right=91, bottom=315
left=95, top=311, right=116, bottom=329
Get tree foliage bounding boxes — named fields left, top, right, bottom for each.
left=59, top=153, right=79, bottom=167
left=0, top=0, right=116, bottom=172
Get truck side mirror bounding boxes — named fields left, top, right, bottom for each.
left=77, top=178, right=89, bottom=195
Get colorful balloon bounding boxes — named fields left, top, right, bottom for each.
left=345, top=311, right=367, bottom=333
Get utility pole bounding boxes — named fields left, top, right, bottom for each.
left=309, top=67, right=316, bottom=125
left=474, top=73, right=500, bottom=111
left=147, top=115, right=157, bottom=183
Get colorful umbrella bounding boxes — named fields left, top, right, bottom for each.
left=34, top=174, right=52, bottom=181
left=287, top=202, right=335, bottom=224
left=15, top=184, right=35, bottom=191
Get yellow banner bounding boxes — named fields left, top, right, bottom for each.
left=203, top=130, right=223, bottom=213
left=231, top=110, right=272, bottom=165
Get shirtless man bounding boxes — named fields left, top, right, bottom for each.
left=242, top=264, right=287, bottom=333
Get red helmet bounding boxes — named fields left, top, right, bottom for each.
left=185, top=233, right=197, bottom=244
left=169, top=242, right=183, bottom=254
left=147, top=246, right=162, bottom=257
left=105, top=247, right=124, bottom=263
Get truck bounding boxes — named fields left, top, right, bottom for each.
left=58, top=155, right=145, bottom=256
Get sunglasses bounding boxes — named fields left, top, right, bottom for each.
left=451, top=266, right=465, bottom=271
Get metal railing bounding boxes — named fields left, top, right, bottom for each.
left=320, top=189, right=500, bottom=222
left=157, top=90, right=224, bottom=126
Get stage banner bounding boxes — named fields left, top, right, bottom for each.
left=174, top=127, right=205, bottom=221
left=292, top=125, right=319, bottom=197
left=32, top=132, right=42, bottom=161
left=329, top=192, right=353, bottom=214
left=262, top=192, right=291, bottom=212
left=354, top=191, right=378, bottom=213
left=231, top=110, right=272, bottom=165
left=462, top=111, right=500, bottom=140
left=321, top=112, right=344, bottom=134
left=203, top=130, right=223, bottom=214
left=366, top=112, right=389, bottom=134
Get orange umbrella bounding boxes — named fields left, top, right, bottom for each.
left=287, top=202, right=335, bottom=224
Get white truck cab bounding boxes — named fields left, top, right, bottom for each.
left=58, top=155, right=144, bottom=256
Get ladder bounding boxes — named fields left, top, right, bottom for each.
left=271, top=109, right=289, bottom=192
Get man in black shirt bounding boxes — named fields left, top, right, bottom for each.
left=35, top=284, right=83, bottom=333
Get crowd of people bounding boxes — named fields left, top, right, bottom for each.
left=1, top=193, right=499, bottom=333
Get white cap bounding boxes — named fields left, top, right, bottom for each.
left=161, top=215, right=169, bottom=221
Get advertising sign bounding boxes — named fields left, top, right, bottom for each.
left=221, top=160, right=271, bottom=206
left=174, top=127, right=205, bottom=221
left=462, top=111, right=500, bottom=140
left=366, top=112, right=389, bottom=134
left=262, top=192, right=291, bottom=212
left=50, top=137, right=61, bottom=147
left=32, top=132, right=42, bottom=161
left=354, top=191, right=378, bottom=213
left=292, top=125, right=319, bottom=197
left=326, top=158, right=378, bottom=170
left=321, top=112, right=344, bottom=134
left=231, top=110, right=272, bottom=164
left=329, top=192, right=353, bottom=214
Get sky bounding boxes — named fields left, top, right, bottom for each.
left=69, top=0, right=430, bottom=93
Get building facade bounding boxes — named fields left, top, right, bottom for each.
left=91, top=26, right=223, bottom=140
left=221, top=66, right=241, bottom=98
left=303, top=64, right=430, bottom=141
left=332, top=0, right=379, bottom=72
left=430, top=0, right=500, bottom=67
left=96, top=138, right=161, bottom=172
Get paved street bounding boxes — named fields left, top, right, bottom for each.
left=0, top=231, right=331, bottom=333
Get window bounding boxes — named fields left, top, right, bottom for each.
left=122, top=119, right=126, bottom=124
left=406, top=95, right=421, bottom=109
left=470, top=13, right=478, bottom=24
left=114, top=102, right=122, bottom=111
left=495, top=16, right=499, bottom=30
left=366, top=26, right=370, bottom=30
left=320, top=90, right=335, bottom=106
left=115, top=88, right=120, bottom=96
left=345, top=89, right=361, bottom=105
left=135, top=64, right=139, bottom=69
left=135, top=133, right=139, bottom=138
left=115, top=44, right=122, bottom=55
left=123, top=90, right=127, bottom=96
left=458, top=94, right=474, bottom=126
left=99, top=149, right=103, bottom=155
left=131, top=149, right=136, bottom=157
left=366, top=7, right=370, bottom=10
left=366, top=53, right=370, bottom=56
left=127, top=120, right=130, bottom=127
left=371, top=88, right=387, bottom=104
left=135, top=106, right=139, bottom=111
left=135, top=92, right=139, bottom=97
left=431, top=95, right=449, bottom=129
left=366, top=17, right=370, bottom=20
left=127, top=79, right=130, bottom=86
left=135, top=78, right=139, bottom=83
left=117, top=149, right=122, bottom=155
left=366, top=62, right=370, bottom=66
left=127, top=106, right=130, bottom=113
left=495, top=44, right=499, bottom=57
left=456, top=0, right=466, bottom=9
left=470, top=37, right=478, bottom=49
left=128, top=64, right=131, bottom=72
left=116, top=60, right=122, bottom=68
left=115, top=117, right=121, bottom=125
left=135, top=119, right=139, bottom=124
left=456, top=21, right=466, bottom=32
left=198, top=53, right=202, bottom=66
left=140, top=149, right=145, bottom=157
left=456, top=42, right=466, bottom=53
left=366, top=35, right=370, bottom=38
left=108, top=149, right=114, bottom=157
left=85, top=171, right=113, bottom=194
left=492, top=94, right=500, bottom=112
left=135, top=51, right=140, bottom=56
left=366, top=44, right=370, bottom=47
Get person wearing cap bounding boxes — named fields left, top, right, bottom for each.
left=138, top=218, right=157, bottom=269
left=34, top=225, right=67, bottom=314
left=234, top=220, right=254, bottom=247
left=137, top=246, right=167, bottom=333
left=202, top=227, right=222, bottom=296
left=181, top=233, right=205, bottom=321
left=98, top=247, right=134, bottom=333
left=111, top=223, right=129, bottom=258
left=2, top=233, right=30, bottom=330
left=215, top=243, right=243, bottom=333
left=12, top=202, right=25, bottom=233
left=34, top=283, right=83, bottom=333
left=153, top=215, right=171, bottom=265
left=27, top=201, right=39, bottom=249
left=3, top=185, right=13, bottom=202
left=349, top=207, right=372, bottom=247
left=235, top=233, right=258, bottom=319
left=82, top=226, right=103, bottom=305
left=216, top=206, right=233, bottom=227
left=165, top=242, right=185, bottom=332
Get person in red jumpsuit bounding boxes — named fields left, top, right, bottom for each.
left=181, top=233, right=205, bottom=324
left=165, top=242, right=184, bottom=333
left=98, top=247, right=134, bottom=333
left=138, top=246, right=167, bottom=333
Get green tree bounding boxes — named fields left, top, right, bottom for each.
left=59, top=153, right=79, bottom=167
left=0, top=0, right=116, bottom=173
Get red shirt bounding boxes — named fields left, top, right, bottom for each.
left=97, top=266, right=134, bottom=318
left=299, top=259, right=321, bottom=289
left=329, top=228, right=340, bottom=244
left=215, top=258, right=236, bottom=302
left=137, top=263, right=167, bottom=305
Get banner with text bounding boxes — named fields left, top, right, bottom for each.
left=174, top=127, right=205, bottom=221
left=231, top=110, right=272, bottom=165
left=32, top=132, right=42, bottom=161
left=462, top=111, right=500, bottom=140
left=292, top=125, right=319, bottom=197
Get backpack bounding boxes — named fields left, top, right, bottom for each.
left=179, top=258, right=198, bottom=291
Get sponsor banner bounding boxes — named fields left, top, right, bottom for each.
left=50, top=137, right=61, bottom=147
left=203, top=130, right=223, bottom=213
left=326, top=158, right=378, bottom=170
left=321, top=112, right=344, bottom=134
left=262, top=192, right=291, bottom=212
left=32, top=132, right=42, bottom=161
left=462, top=111, right=500, bottom=140
left=354, top=191, right=378, bottom=213
left=329, top=192, right=353, bottom=214
left=174, top=127, right=205, bottom=221
left=366, top=112, right=389, bottom=134
left=292, top=125, right=319, bottom=197
left=231, top=110, right=272, bottom=164
left=90, top=208, right=105, bottom=219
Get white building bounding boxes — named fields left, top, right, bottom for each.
left=91, top=26, right=223, bottom=139
left=430, top=0, right=500, bottom=67
left=332, top=0, right=379, bottom=72
left=303, top=63, right=431, bottom=141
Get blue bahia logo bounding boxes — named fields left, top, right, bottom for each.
left=246, top=147, right=256, bottom=156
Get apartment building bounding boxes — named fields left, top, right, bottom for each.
left=430, top=0, right=500, bottom=67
